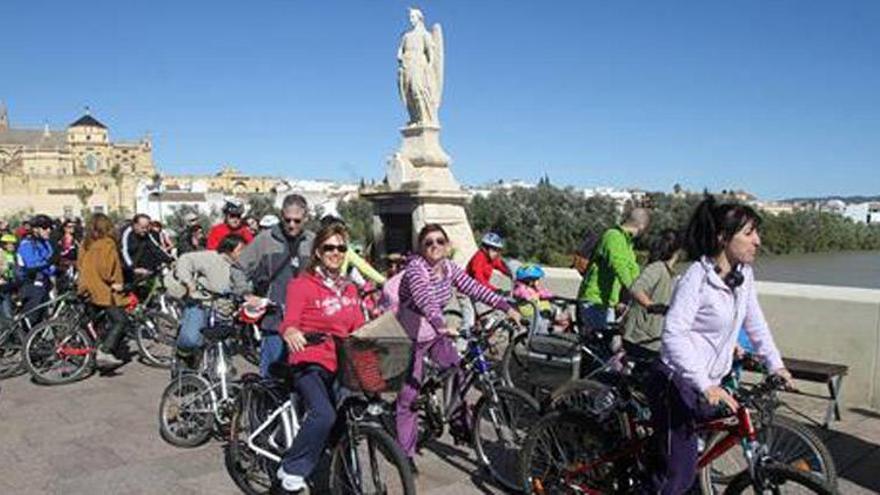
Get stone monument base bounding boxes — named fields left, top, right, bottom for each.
left=361, top=187, right=477, bottom=265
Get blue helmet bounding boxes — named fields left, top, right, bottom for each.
left=515, top=264, right=545, bottom=282
left=481, top=232, right=504, bottom=249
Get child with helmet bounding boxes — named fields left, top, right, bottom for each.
left=512, top=264, right=570, bottom=334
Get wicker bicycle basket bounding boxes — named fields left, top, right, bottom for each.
left=338, top=333, right=412, bottom=394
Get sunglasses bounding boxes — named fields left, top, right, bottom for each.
left=283, top=216, right=305, bottom=225
left=321, top=243, right=348, bottom=254
left=422, top=237, right=448, bottom=248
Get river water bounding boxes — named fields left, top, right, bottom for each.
left=754, top=250, right=880, bottom=289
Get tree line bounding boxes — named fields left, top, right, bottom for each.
left=336, top=183, right=880, bottom=266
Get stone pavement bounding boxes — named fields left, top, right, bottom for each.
left=1, top=358, right=880, bottom=494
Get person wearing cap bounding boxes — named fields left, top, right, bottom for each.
left=183, top=212, right=200, bottom=227
left=15, top=215, right=56, bottom=323
left=206, top=199, right=254, bottom=250
left=259, top=214, right=279, bottom=232
left=0, top=233, right=17, bottom=318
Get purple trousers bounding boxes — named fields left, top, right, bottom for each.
left=645, top=362, right=717, bottom=495
left=395, top=335, right=462, bottom=458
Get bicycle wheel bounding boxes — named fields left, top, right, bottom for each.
left=0, top=320, right=25, bottom=378
left=24, top=320, right=94, bottom=385
left=473, top=385, right=542, bottom=491
left=329, top=424, right=416, bottom=495
left=501, top=331, right=530, bottom=388
left=699, top=415, right=837, bottom=493
left=519, top=409, right=616, bottom=494
left=225, top=379, right=283, bottom=495
left=135, top=310, right=178, bottom=368
left=723, top=463, right=835, bottom=494
left=158, top=373, right=215, bottom=447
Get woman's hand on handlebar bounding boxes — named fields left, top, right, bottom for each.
left=704, top=385, right=739, bottom=413
left=773, top=367, right=797, bottom=392
left=283, top=328, right=308, bottom=353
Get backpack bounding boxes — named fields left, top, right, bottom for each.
left=572, top=231, right=600, bottom=275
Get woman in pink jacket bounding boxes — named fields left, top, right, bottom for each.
left=395, top=224, right=520, bottom=472
left=648, top=196, right=794, bottom=494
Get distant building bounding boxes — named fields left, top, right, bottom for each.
left=0, top=102, right=155, bottom=216
left=843, top=202, right=880, bottom=224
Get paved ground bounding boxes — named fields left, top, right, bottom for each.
left=1, top=357, right=879, bottom=494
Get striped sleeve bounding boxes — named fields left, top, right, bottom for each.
left=402, top=258, right=446, bottom=330
left=449, top=262, right=511, bottom=311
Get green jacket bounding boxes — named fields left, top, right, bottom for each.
left=578, top=226, right=640, bottom=307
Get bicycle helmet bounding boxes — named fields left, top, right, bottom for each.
left=515, top=264, right=545, bottom=282
left=0, top=234, right=16, bottom=244
left=481, top=232, right=504, bottom=249
left=222, top=198, right=246, bottom=217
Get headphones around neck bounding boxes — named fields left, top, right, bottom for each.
left=714, top=263, right=744, bottom=289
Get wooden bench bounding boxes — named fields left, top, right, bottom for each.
left=781, top=357, right=848, bottom=428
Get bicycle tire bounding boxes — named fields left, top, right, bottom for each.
left=0, top=321, right=26, bottom=379
left=158, top=373, right=215, bottom=448
left=723, top=463, right=835, bottom=494
left=500, top=331, right=530, bottom=388
left=225, top=379, right=280, bottom=495
left=328, top=424, right=416, bottom=495
left=473, top=385, right=542, bottom=492
left=135, top=310, right=177, bottom=368
left=518, top=408, right=616, bottom=494
left=699, top=415, right=837, bottom=493
left=23, top=320, right=94, bottom=385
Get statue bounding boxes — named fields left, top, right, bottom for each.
left=397, top=8, right=444, bottom=128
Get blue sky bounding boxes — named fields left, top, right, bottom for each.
left=1, top=0, right=877, bottom=200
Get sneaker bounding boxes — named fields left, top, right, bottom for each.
left=95, top=349, right=124, bottom=367
left=276, top=466, right=306, bottom=492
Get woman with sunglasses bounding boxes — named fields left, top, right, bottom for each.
left=395, top=223, right=521, bottom=471
left=276, top=222, right=364, bottom=492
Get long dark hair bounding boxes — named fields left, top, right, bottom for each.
left=684, top=195, right=762, bottom=260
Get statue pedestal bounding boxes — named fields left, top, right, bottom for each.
left=362, top=125, right=477, bottom=264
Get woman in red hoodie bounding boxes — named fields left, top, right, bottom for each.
left=276, top=222, right=364, bottom=492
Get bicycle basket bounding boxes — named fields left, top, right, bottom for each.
left=338, top=334, right=412, bottom=394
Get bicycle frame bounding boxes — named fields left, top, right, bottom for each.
left=246, top=397, right=301, bottom=463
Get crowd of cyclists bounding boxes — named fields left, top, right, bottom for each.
left=0, top=192, right=838, bottom=494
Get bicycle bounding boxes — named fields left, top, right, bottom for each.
left=158, top=292, right=261, bottom=447
left=0, top=289, right=78, bottom=378
left=519, top=374, right=836, bottom=494
left=224, top=334, right=416, bottom=495
left=413, top=322, right=541, bottom=492
left=22, top=292, right=176, bottom=385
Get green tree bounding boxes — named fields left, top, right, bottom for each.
left=338, top=198, right=374, bottom=245
left=246, top=194, right=276, bottom=222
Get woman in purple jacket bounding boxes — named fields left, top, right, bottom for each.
left=648, top=196, right=794, bottom=494
left=395, top=224, right=520, bottom=472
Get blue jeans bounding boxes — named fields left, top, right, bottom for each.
left=577, top=302, right=614, bottom=333
left=282, top=366, right=336, bottom=477
left=0, top=293, right=13, bottom=320
left=177, top=304, right=208, bottom=351
left=260, top=332, right=287, bottom=378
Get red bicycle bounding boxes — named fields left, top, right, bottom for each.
left=519, top=374, right=835, bottom=494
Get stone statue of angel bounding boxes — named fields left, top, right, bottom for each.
left=397, top=8, right=444, bottom=127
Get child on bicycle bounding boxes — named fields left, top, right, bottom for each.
left=512, top=264, right=570, bottom=334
